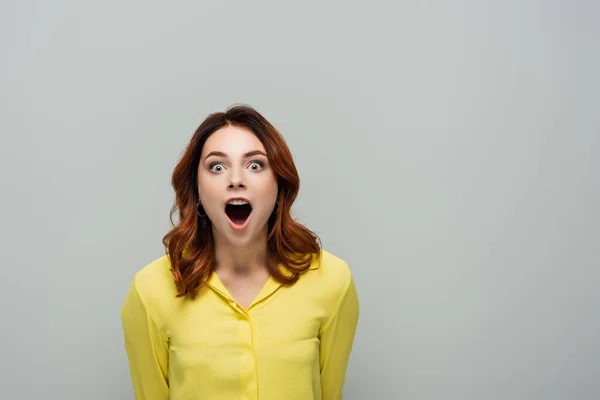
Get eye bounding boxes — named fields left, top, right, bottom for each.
left=249, top=160, right=265, bottom=171
left=208, top=160, right=265, bottom=173
left=209, top=162, right=224, bottom=173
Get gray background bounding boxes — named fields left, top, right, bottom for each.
left=1, top=1, right=598, bottom=399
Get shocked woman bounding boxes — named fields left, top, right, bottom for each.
left=121, top=105, right=359, bottom=400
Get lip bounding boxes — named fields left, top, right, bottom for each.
left=224, top=196, right=253, bottom=231
left=226, top=211, right=252, bottom=231
left=223, top=196, right=253, bottom=209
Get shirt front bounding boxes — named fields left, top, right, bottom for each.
left=121, top=249, right=359, bottom=400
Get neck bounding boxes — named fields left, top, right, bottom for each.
left=212, top=228, right=269, bottom=278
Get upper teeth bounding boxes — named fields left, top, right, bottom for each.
left=228, top=199, right=249, bottom=205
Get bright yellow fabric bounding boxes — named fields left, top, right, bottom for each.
left=121, top=249, right=359, bottom=400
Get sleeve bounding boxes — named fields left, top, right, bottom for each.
left=121, top=276, right=170, bottom=400
left=318, top=273, right=360, bottom=400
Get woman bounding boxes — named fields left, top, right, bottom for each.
left=121, top=105, right=359, bottom=399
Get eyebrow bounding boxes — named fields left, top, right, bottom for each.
left=204, top=150, right=267, bottom=160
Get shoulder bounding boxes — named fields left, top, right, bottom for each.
left=128, top=253, right=179, bottom=313
left=305, top=248, right=354, bottom=305
left=314, top=248, right=352, bottom=283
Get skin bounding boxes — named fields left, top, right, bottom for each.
left=197, top=125, right=279, bottom=307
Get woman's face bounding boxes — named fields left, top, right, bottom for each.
left=197, top=125, right=278, bottom=247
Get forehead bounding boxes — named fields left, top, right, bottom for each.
left=202, top=125, right=265, bottom=156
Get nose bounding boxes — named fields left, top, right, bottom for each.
left=228, top=180, right=246, bottom=189
left=228, top=170, right=246, bottom=190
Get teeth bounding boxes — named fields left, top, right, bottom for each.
left=227, top=199, right=249, bottom=206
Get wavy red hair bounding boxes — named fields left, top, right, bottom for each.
left=163, top=105, right=322, bottom=299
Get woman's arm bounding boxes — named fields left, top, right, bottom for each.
left=319, top=273, right=360, bottom=400
left=121, top=276, right=170, bottom=400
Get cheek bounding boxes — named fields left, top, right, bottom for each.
left=197, top=176, right=219, bottom=203
left=258, top=174, right=278, bottom=197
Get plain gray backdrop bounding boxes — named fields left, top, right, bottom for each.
left=1, top=1, right=599, bottom=399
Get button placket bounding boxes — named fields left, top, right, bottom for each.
left=237, top=307, right=257, bottom=400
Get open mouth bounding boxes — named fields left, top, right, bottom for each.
left=225, top=203, right=253, bottom=226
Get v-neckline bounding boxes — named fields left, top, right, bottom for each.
left=207, top=270, right=281, bottom=311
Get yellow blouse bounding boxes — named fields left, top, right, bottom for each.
left=120, top=249, right=359, bottom=400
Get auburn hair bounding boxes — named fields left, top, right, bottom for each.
left=162, top=104, right=322, bottom=299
